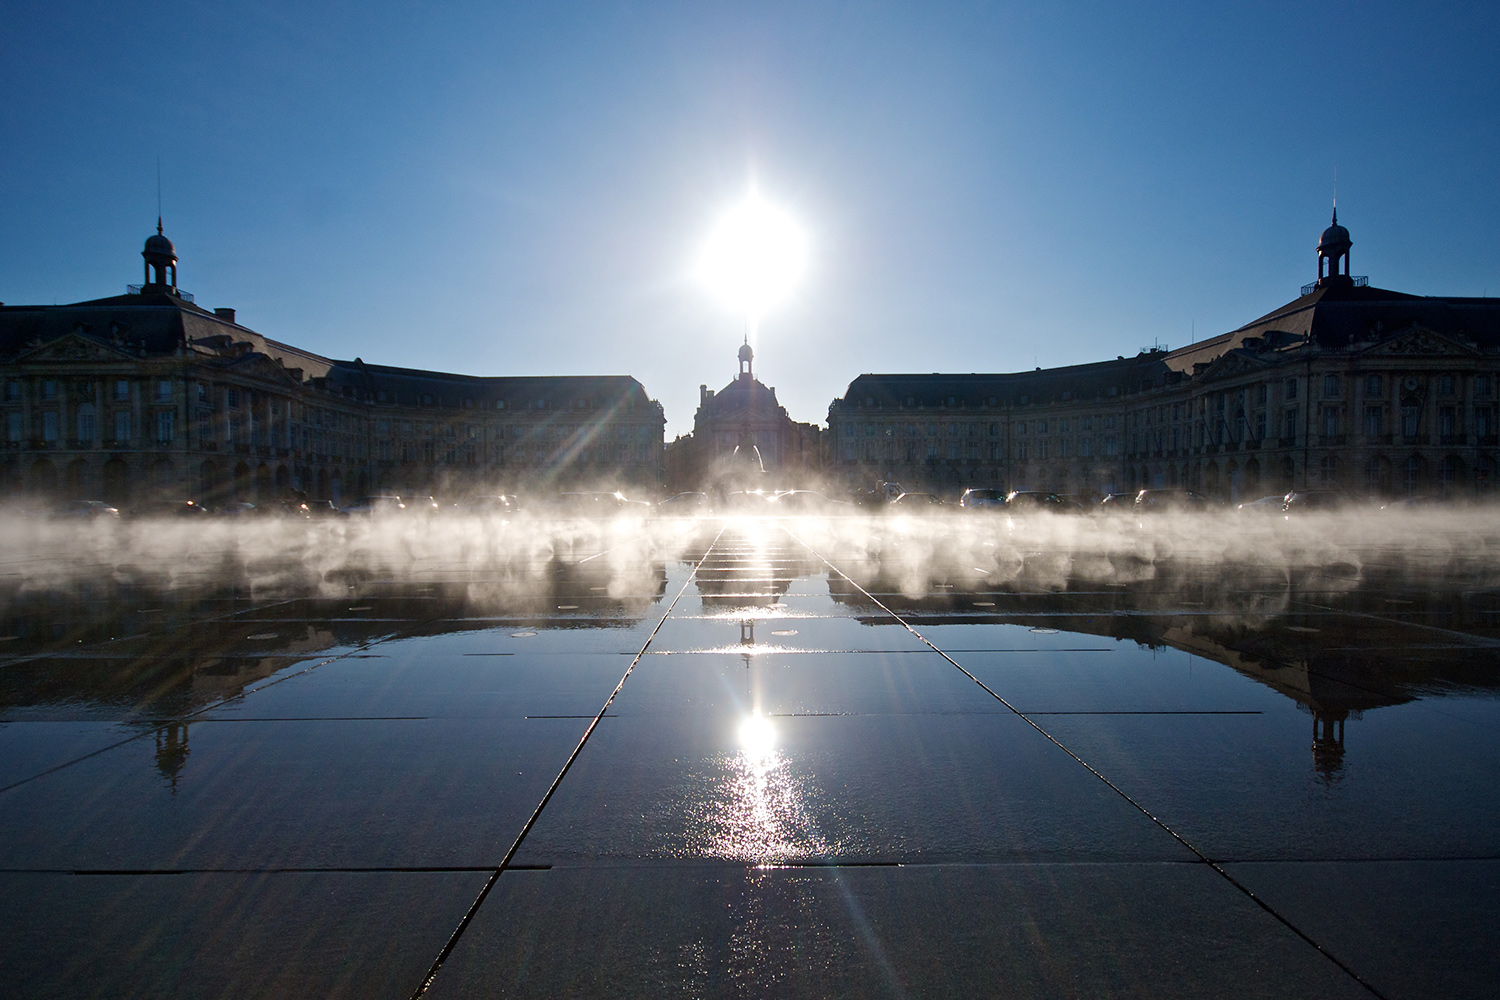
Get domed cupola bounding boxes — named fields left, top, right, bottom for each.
left=737, top=337, right=754, bottom=379
left=142, top=218, right=178, bottom=289
left=1315, top=209, right=1352, bottom=288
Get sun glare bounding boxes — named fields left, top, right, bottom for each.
left=697, top=193, right=809, bottom=320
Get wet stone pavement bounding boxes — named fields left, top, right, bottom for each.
left=1, top=512, right=1498, bottom=998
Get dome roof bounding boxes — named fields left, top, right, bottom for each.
left=142, top=221, right=177, bottom=262
left=1317, top=211, right=1351, bottom=253
left=738, top=341, right=754, bottom=362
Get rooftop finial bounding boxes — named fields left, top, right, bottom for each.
left=157, top=216, right=163, bottom=236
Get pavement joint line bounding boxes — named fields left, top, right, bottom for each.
left=783, top=526, right=1391, bottom=1000
left=408, top=526, right=727, bottom=1000
left=0, top=604, right=476, bottom=797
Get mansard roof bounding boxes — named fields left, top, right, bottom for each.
left=1163, top=282, right=1499, bottom=373
left=0, top=290, right=659, bottom=415
left=835, top=353, right=1175, bottom=411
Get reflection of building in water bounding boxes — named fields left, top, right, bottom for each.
left=0, top=225, right=665, bottom=506
left=665, top=340, right=823, bottom=492
left=153, top=722, right=190, bottom=792
left=830, top=214, right=1500, bottom=500
left=826, top=566, right=1500, bottom=777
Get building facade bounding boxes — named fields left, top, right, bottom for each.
left=0, top=227, right=665, bottom=506
left=829, top=216, right=1500, bottom=500
left=663, top=341, right=823, bottom=491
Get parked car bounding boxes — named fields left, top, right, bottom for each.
left=768, top=490, right=853, bottom=513
left=342, top=495, right=406, bottom=515
left=462, top=495, right=521, bottom=514
left=1237, top=495, right=1288, bottom=514
left=657, top=491, right=711, bottom=513
left=1098, top=493, right=1136, bottom=511
left=51, top=499, right=119, bottom=519
left=1281, top=490, right=1353, bottom=515
left=553, top=491, right=652, bottom=517
left=1134, top=489, right=1218, bottom=512
left=722, top=490, right=776, bottom=512
left=891, top=492, right=946, bottom=511
left=132, top=500, right=213, bottom=518
left=958, top=488, right=1006, bottom=509
left=302, top=499, right=344, bottom=517
left=1004, top=490, right=1065, bottom=511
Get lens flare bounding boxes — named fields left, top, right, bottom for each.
left=697, top=193, right=808, bottom=319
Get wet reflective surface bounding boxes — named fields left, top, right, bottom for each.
left=1, top=511, right=1497, bottom=998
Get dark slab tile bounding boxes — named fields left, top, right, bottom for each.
left=1224, top=859, right=1500, bottom=1000
left=424, top=862, right=1370, bottom=999
left=0, top=869, right=486, bottom=1000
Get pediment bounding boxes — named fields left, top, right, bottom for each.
left=224, top=352, right=301, bottom=384
left=1360, top=325, right=1478, bottom=357
left=16, top=332, right=137, bottom=364
left=1194, top=349, right=1271, bottom=383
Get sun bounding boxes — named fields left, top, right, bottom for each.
left=697, top=192, right=809, bottom=321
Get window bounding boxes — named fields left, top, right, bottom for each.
left=1322, top=408, right=1340, bottom=437
left=1323, top=374, right=1340, bottom=398
left=155, top=410, right=175, bottom=444
left=1320, top=455, right=1337, bottom=485
left=1364, top=406, right=1384, bottom=436
left=156, top=380, right=172, bottom=401
left=988, top=422, right=999, bottom=435
left=1103, top=415, right=1116, bottom=430
left=1082, top=416, right=1093, bottom=431
left=1036, top=420, right=1047, bottom=434
left=1365, top=375, right=1381, bottom=396
left=1060, top=419, right=1070, bottom=432
left=1255, top=384, right=1268, bottom=406
left=1104, top=436, right=1117, bottom=457
left=1401, top=405, right=1420, bottom=437
left=1081, top=438, right=1093, bottom=457
left=1015, top=441, right=1027, bottom=460
left=227, top=389, right=239, bottom=408
left=114, top=411, right=130, bottom=442
left=1285, top=378, right=1298, bottom=399
left=5, top=382, right=19, bottom=402
left=1015, top=422, right=1026, bottom=436
left=42, top=411, right=58, bottom=442
left=1440, top=406, right=1457, bottom=438
left=1283, top=408, right=1298, bottom=439
left=76, top=405, right=95, bottom=443
left=7, top=412, right=22, bottom=442
left=1477, top=376, right=1492, bottom=398
left=1254, top=411, right=1266, bottom=440
left=1440, top=375, right=1456, bottom=396
left=41, top=380, right=57, bottom=401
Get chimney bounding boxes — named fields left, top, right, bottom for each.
left=700, top=384, right=709, bottom=405
left=214, top=307, right=236, bottom=323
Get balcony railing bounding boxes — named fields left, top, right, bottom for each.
left=1301, top=276, right=1369, bottom=296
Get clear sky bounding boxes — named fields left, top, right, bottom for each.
left=4, top=1, right=1497, bottom=435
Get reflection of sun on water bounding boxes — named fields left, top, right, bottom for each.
left=676, top=711, right=829, bottom=862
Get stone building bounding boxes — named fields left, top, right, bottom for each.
left=663, top=339, right=822, bottom=491
left=829, top=215, right=1500, bottom=500
left=0, top=226, right=665, bottom=506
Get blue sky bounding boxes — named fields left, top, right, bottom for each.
left=4, top=1, right=1497, bottom=434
